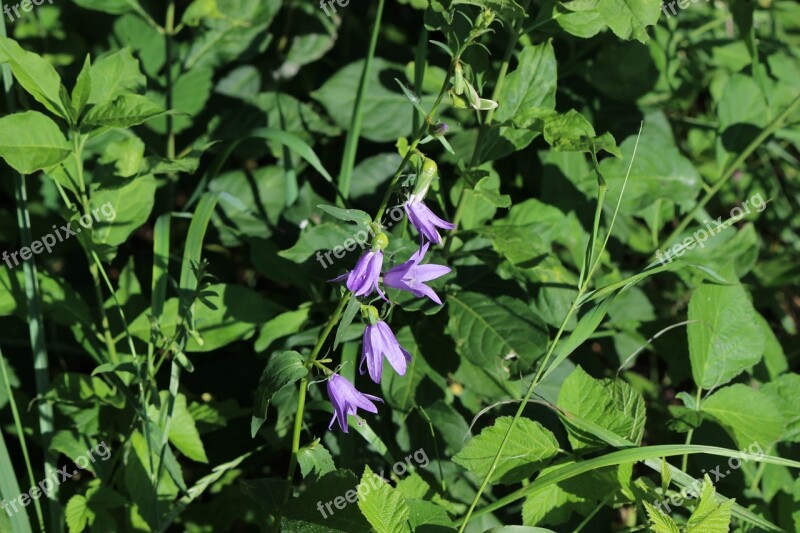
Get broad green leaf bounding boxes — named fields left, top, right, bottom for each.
left=0, top=36, right=65, bottom=116
left=557, top=366, right=646, bottom=450
left=251, top=351, right=308, bottom=437
left=88, top=48, right=146, bottom=105
left=282, top=470, right=370, bottom=531
left=312, top=58, right=437, bottom=142
left=495, top=41, right=557, bottom=125
left=90, top=174, right=157, bottom=258
left=447, top=292, right=548, bottom=368
left=758, top=373, right=800, bottom=443
left=454, top=416, right=559, bottom=484
left=597, top=0, right=660, bottom=43
left=357, top=465, right=411, bottom=533
left=317, top=205, right=372, bottom=226
left=279, top=223, right=361, bottom=264
left=154, top=393, right=208, bottom=463
left=255, top=305, right=311, bottom=352
left=297, top=440, right=336, bottom=481
left=182, top=0, right=222, bottom=25
left=702, top=384, right=785, bottom=449
left=83, top=94, right=165, bottom=128
left=543, top=110, right=621, bottom=157
left=0, top=111, right=71, bottom=174
left=72, top=0, right=142, bottom=14
left=688, top=284, right=765, bottom=389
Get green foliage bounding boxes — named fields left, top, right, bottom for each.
left=0, top=0, right=798, bottom=531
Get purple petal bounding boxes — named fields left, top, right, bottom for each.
left=414, top=263, right=451, bottom=282
left=413, top=282, right=442, bottom=305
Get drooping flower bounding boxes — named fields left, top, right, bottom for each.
left=361, top=316, right=412, bottom=383
left=331, top=249, right=383, bottom=297
left=383, top=243, right=451, bottom=304
left=405, top=197, right=456, bottom=245
left=327, top=374, right=383, bottom=433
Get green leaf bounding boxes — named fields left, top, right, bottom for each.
left=279, top=223, right=359, bottom=264
left=334, top=296, right=361, bottom=351
left=158, top=393, right=208, bottom=463
left=643, top=500, right=681, bottom=533
left=543, top=110, right=621, bottom=157
left=0, top=111, right=71, bottom=174
left=557, top=366, right=646, bottom=450
left=65, top=495, right=91, bottom=533
left=317, top=205, right=373, bottom=226
left=88, top=48, right=146, bottom=105
left=0, top=36, right=66, bottom=117
left=251, top=351, right=308, bottom=437
left=686, top=475, right=734, bottom=533
left=71, top=55, right=92, bottom=119
left=597, top=0, right=660, bottom=43
left=297, top=440, right=336, bottom=481
left=357, top=465, right=411, bottom=533
left=702, top=384, right=785, bottom=449
left=255, top=305, right=311, bottom=352
left=688, top=284, right=765, bottom=389
left=761, top=373, right=800, bottom=442
left=454, top=416, right=559, bottom=484
left=495, top=41, right=557, bottom=125
left=90, top=174, right=157, bottom=259
left=312, top=58, right=437, bottom=143
left=182, top=0, right=222, bottom=26
left=282, top=470, right=370, bottom=531
left=83, top=94, right=165, bottom=128
left=447, top=292, right=548, bottom=368
left=432, top=0, right=527, bottom=23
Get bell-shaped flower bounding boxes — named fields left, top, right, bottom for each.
left=331, top=249, right=383, bottom=297
left=327, top=374, right=383, bottom=433
left=404, top=198, right=456, bottom=245
left=383, top=243, right=451, bottom=305
left=361, top=319, right=411, bottom=383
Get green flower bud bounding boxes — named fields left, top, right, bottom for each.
left=413, top=157, right=437, bottom=200
left=361, top=304, right=380, bottom=325
left=372, top=232, right=389, bottom=251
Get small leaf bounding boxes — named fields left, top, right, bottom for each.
left=83, top=94, right=166, bottom=128
left=251, top=351, right=308, bottom=437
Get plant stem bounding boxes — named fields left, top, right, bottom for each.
left=681, top=387, right=703, bottom=471
left=337, top=0, right=386, bottom=204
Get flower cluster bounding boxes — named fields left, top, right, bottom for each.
left=326, top=158, right=455, bottom=432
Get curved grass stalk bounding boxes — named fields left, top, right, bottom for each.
left=458, top=125, right=644, bottom=531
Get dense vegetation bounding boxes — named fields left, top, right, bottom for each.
left=0, top=0, right=799, bottom=531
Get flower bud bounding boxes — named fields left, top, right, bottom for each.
left=372, top=232, right=389, bottom=251
left=412, top=158, right=437, bottom=200
left=429, top=122, right=448, bottom=137
left=361, top=304, right=381, bottom=325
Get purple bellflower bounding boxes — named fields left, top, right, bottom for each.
left=383, top=243, right=451, bottom=305
left=361, top=318, right=412, bottom=383
left=327, top=373, right=383, bottom=432
left=404, top=196, right=456, bottom=245
left=331, top=249, right=384, bottom=297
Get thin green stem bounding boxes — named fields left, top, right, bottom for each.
left=337, top=0, right=386, bottom=204
left=681, top=387, right=703, bottom=471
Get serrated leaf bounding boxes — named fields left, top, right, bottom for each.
left=597, top=0, right=660, bottom=43
left=297, top=440, right=336, bottom=481
left=686, top=475, right=734, bottom=533
left=357, top=465, right=411, bottom=533
left=643, top=500, right=681, bottom=533
left=454, top=417, right=559, bottom=484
